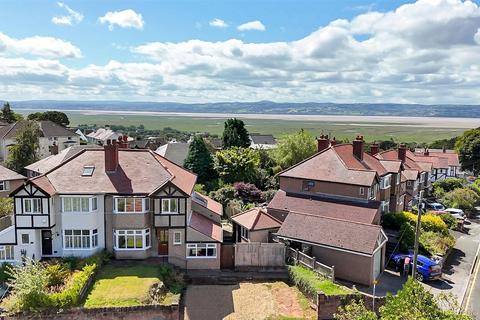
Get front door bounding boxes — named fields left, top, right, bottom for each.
left=157, top=229, right=169, bottom=256
left=41, top=230, right=53, bottom=256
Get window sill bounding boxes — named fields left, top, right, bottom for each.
left=173, top=242, right=182, bottom=246
left=186, top=256, right=217, bottom=259
left=64, top=247, right=98, bottom=251
left=113, top=246, right=151, bottom=251
left=113, top=211, right=149, bottom=214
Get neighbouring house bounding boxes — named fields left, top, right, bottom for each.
left=0, top=120, right=80, bottom=161
left=414, top=148, right=462, bottom=180
left=249, top=133, right=277, bottom=149
left=0, top=140, right=223, bottom=269
left=24, top=145, right=100, bottom=178
left=276, top=211, right=387, bottom=286
left=74, top=128, right=88, bottom=142
left=86, top=127, right=133, bottom=145
left=155, top=140, right=191, bottom=167
left=0, top=165, right=25, bottom=198
left=231, top=207, right=282, bottom=243
left=129, top=137, right=165, bottom=150
left=253, top=134, right=394, bottom=286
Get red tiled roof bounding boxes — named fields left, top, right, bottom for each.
left=0, top=164, right=25, bottom=181
left=232, top=207, right=282, bottom=231
left=189, top=211, right=223, bottom=242
left=376, top=149, right=423, bottom=172
left=412, top=155, right=449, bottom=169
left=428, top=151, right=460, bottom=167
left=267, top=190, right=379, bottom=224
left=192, top=192, right=223, bottom=216
left=277, top=211, right=386, bottom=255
left=27, top=148, right=197, bottom=195
left=333, top=144, right=388, bottom=176
left=378, top=160, right=402, bottom=173
left=402, top=169, right=419, bottom=181
left=279, top=147, right=377, bottom=187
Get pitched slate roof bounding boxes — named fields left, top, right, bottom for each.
left=189, top=211, right=223, bottom=242
left=232, top=207, right=282, bottom=231
left=249, top=134, right=276, bottom=145
left=277, top=211, right=386, bottom=255
left=267, top=190, right=379, bottom=224
left=279, top=147, right=378, bottom=187
left=155, top=142, right=190, bottom=166
left=26, top=148, right=197, bottom=196
left=0, top=120, right=75, bottom=139
left=86, top=128, right=121, bottom=142
left=0, top=165, right=25, bottom=181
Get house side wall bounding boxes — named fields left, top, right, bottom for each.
left=0, top=179, right=24, bottom=198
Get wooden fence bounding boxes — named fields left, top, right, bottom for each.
left=235, top=242, right=285, bottom=267
left=286, top=247, right=335, bottom=281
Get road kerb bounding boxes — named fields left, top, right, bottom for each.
left=461, top=238, right=480, bottom=312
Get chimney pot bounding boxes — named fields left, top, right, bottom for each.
left=353, top=135, right=364, bottom=160
left=317, top=134, right=330, bottom=152
left=50, top=142, right=59, bottom=156
left=330, top=137, right=337, bottom=146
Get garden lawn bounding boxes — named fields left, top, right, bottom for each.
left=84, top=265, right=161, bottom=308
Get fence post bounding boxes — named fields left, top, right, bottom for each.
left=295, top=249, right=299, bottom=265
left=331, top=265, right=335, bottom=281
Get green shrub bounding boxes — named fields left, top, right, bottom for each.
left=158, top=265, right=185, bottom=295
left=63, top=256, right=80, bottom=271
left=288, top=265, right=348, bottom=298
left=45, top=264, right=69, bottom=287
left=0, top=262, right=13, bottom=283
left=419, top=231, right=455, bottom=257
left=432, top=178, right=465, bottom=193
left=440, top=213, right=457, bottom=229
left=50, top=264, right=96, bottom=308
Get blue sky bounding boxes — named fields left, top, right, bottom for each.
left=1, top=0, right=480, bottom=103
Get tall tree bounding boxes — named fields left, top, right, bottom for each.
left=1, top=102, right=17, bottom=124
left=214, top=147, right=260, bottom=184
left=456, top=127, right=480, bottom=175
left=27, top=111, right=70, bottom=127
left=272, top=129, right=317, bottom=170
left=222, top=118, right=250, bottom=148
left=6, top=121, right=40, bottom=173
left=184, top=136, right=215, bottom=184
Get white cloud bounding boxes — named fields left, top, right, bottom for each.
left=3, top=0, right=480, bottom=104
left=0, top=32, right=81, bottom=58
left=99, top=9, right=144, bottom=30
left=52, top=2, right=83, bottom=26
left=209, top=18, right=228, bottom=28
left=237, top=20, right=266, bottom=31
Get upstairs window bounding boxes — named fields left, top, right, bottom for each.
left=359, top=187, right=365, bottom=196
left=240, top=226, right=249, bottom=239
left=162, top=198, right=178, bottom=214
left=23, top=198, right=42, bottom=214
left=62, top=197, right=97, bottom=213
left=0, top=181, right=7, bottom=191
left=114, top=197, right=149, bottom=213
left=380, top=174, right=391, bottom=189
left=303, top=180, right=315, bottom=191
left=396, top=173, right=401, bottom=185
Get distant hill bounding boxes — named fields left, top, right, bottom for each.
left=5, top=100, right=480, bottom=118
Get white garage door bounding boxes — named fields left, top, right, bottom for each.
left=373, top=249, right=381, bottom=280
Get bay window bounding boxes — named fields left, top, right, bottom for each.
left=114, top=197, right=149, bottom=213
left=380, top=174, right=391, bottom=189
left=114, top=229, right=150, bottom=250
left=186, top=243, right=217, bottom=258
left=0, top=245, right=14, bottom=260
left=63, top=229, right=98, bottom=249
left=62, top=196, right=97, bottom=213
left=162, top=198, right=178, bottom=214
left=23, top=198, right=42, bottom=214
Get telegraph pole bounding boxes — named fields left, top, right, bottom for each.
left=412, top=191, right=423, bottom=280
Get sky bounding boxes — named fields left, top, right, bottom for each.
left=1, top=0, right=480, bottom=104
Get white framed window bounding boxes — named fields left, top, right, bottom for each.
left=162, top=198, right=178, bottom=214
left=380, top=174, right=391, bottom=189
left=359, top=187, right=365, bottom=196
left=396, top=174, right=401, bottom=185
left=62, top=196, right=97, bottom=213
left=21, top=233, right=30, bottom=244
left=114, top=229, right=150, bottom=250
left=414, top=180, right=419, bottom=190
left=64, top=229, right=98, bottom=250
left=186, top=243, right=217, bottom=258
left=114, top=197, right=149, bottom=213
left=381, top=201, right=390, bottom=214
left=0, top=180, right=7, bottom=191
left=240, top=226, right=249, bottom=239
left=368, top=184, right=377, bottom=200
left=0, top=245, right=14, bottom=261
left=23, top=198, right=42, bottom=214
left=173, top=231, right=182, bottom=245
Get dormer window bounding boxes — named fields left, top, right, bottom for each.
left=82, top=166, right=95, bottom=176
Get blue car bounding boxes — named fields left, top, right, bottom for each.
left=391, top=253, right=442, bottom=282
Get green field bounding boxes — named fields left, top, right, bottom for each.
left=59, top=112, right=467, bottom=144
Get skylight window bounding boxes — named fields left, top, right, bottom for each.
left=82, top=166, right=95, bottom=176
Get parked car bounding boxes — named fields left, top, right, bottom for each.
left=391, top=253, right=442, bottom=282
left=444, top=208, right=467, bottom=222
left=423, top=201, right=445, bottom=211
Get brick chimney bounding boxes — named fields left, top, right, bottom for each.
left=423, top=147, right=429, bottom=156
left=352, top=135, right=364, bottom=160
left=104, top=139, right=119, bottom=173
left=442, top=145, right=446, bottom=153
left=330, top=137, right=337, bottom=146
left=370, top=142, right=379, bottom=155
left=50, top=142, right=59, bottom=156
left=317, top=134, right=330, bottom=152
left=398, top=144, right=407, bottom=162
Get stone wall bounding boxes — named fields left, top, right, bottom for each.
left=317, top=293, right=386, bottom=320
left=5, top=305, right=179, bottom=320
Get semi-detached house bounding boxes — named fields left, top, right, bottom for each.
left=0, top=140, right=223, bottom=269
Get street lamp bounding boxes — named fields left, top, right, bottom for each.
left=412, top=191, right=423, bottom=281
